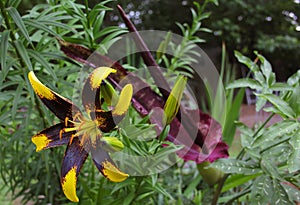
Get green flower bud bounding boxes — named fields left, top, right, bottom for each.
left=163, top=75, right=187, bottom=125
left=101, top=137, right=124, bottom=152
left=197, top=161, right=224, bottom=186
left=101, top=83, right=117, bottom=105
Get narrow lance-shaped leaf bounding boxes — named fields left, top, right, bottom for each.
left=14, top=40, right=33, bottom=71
left=0, top=30, right=10, bottom=75
left=156, top=31, right=172, bottom=60
left=7, top=7, right=31, bottom=42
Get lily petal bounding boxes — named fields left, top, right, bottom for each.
left=94, top=84, right=132, bottom=132
left=94, top=110, right=116, bottom=133
left=82, top=67, right=116, bottom=115
left=28, top=71, right=81, bottom=121
left=91, top=146, right=128, bottom=182
left=112, top=84, right=133, bottom=117
left=61, top=138, right=88, bottom=202
left=32, top=123, right=73, bottom=152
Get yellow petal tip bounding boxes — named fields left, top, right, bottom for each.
left=28, top=71, right=56, bottom=100
left=102, top=160, right=129, bottom=182
left=112, top=84, right=133, bottom=116
left=62, top=166, right=79, bottom=202
left=32, top=134, right=51, bottom=152
left=90, top=67, right=117, bottom=89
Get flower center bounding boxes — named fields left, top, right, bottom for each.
left=62, top=114, right=101, bottom=146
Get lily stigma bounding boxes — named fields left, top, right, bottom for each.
left=28, top=67, right=133, bottom=202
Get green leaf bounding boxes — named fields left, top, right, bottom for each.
left=146, top=179, right=174, bottom=200
left=183, top=174, right=202, bottom=197
left=7, top=7, right=31, bottom=42
left=0, top=30, right=10, bottom=75
left=255, top=52, right=273, bottom=86
left=27, top=50, right=57, bottom=81
left=236, top=121, right=254, bottom=136
left=111, top=179, right=137, bottom=194
left=157, top=31, right=172, bottom=60
left=270, top=83, right=294, bottom=91
left=221, top=173, right=261, bottom=193
left=24, top=19, right=61, bottom=38
left=252, top=120, right=299, bottom=148
left=251, top=176, right=292, bottom=204
left=271, top=179, right=291, bottom=205
left=281, top=182, right=300, bottom=203
left=207, top=0, right=219, bottom=6
left=11, top=82, right=24, bottom=120
left=254, top=71, right=265, bottom=86
left=14, top=40, right=32, bottom=71
left=226, top=78, right=262, bottom=90
left=256, top=93, right=296, bottom=118
left=287, top=86, right=300, bottom=116
left=287, top=131, right=300, bottom=173
left=287, top=69, right=300, bottom=86
left=234, top=50, right=258, bottom=72
left=260, top=159, right=280, bottom=179
left=211, top=77, right=226, bottom=124
left=222, top=88, right=245, bottom=145
left=123, top=192, right=135, bottom=205
left=255, top=97, right=267, bottom=112
left=212, top=158, right=260, bottom=174
left=263, top=106, right=283, bottom=115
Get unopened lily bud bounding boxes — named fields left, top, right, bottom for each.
left=101, top=83, right=117, bottom=105
left=101, top=137, right=124, bottom=152
left=163, top=75, right=187, bottom=125
left=197, top=161, right=224, bottom=186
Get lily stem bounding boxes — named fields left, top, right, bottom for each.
left=211, top=173, right=229, bottom=205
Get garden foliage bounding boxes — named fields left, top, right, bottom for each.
left=0, top=0, right=299, bottom=204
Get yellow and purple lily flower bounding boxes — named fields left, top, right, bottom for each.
left=28, top=67, right=133, bottom=202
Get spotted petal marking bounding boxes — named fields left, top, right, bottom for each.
left=61, top=138, right=88, bottom=202
left=28, top=71, right=80, bottom=120
left=32, top=123, right=73, bottom=152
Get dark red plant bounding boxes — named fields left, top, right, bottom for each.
left=58, top=6, right=229, bottom=163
